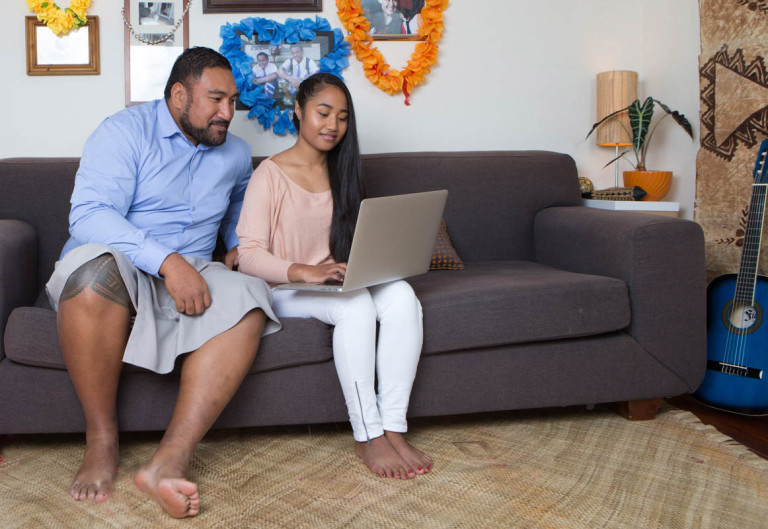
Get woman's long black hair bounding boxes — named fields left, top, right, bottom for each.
left=293, top=73, right=363, bottom=263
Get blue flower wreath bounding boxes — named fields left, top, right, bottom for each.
left=219, top=16, right=350, bottom=135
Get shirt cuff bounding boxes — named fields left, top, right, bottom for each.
left=222, top=229, right=240, bottom=251
left=135, top=238, right=174, bottom=278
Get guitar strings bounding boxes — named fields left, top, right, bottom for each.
left=724, top=182, right=767, bottom=373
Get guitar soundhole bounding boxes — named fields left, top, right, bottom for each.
left=722, top=300, right=763, bottom=335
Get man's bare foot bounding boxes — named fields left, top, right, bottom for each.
left=70, top=435, right=120, bottom=502
left=133, top=451, right=200, bottom=518
left=354, top=435, right=414, bottom=479
left=384, top=431, right=433, bottom=475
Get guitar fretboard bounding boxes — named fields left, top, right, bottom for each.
left=735, top=184, right=768, bottom=305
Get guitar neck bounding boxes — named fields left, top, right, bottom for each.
left=735, top=183, right=768, bottom=304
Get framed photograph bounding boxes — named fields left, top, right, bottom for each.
left=237, top=31, right=333, bottom=111
left=362, top=0, right=426, bottom=40
left=25, top=16, right=100, bottom=75
left=124, top=0, right=190, bottom=106
left=203, top=0, right=322, bottom=13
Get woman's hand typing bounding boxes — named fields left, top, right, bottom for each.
left=288, top=262, right=347, bottom=284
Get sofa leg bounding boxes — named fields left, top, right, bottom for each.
left=615, top=398, right=663, bottom=421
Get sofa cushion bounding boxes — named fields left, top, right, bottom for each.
left=430, top=219, right=465, bottom=271
left=407, top=261, right=631, bottom=355
left=4, top=306, right=333, bottom=374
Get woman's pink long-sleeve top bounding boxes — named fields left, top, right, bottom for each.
left=236, top=158, right=335, bottom=284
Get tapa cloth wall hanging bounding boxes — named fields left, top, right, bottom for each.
left=336, top=0, right=448, bottom=105
left=220, top=16, right=350, bottom=135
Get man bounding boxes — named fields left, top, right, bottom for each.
left=277, top=44, right=320, bottom=95
left=45, top=47, right=280, bottom=518
left=251, top=51, right=278, bottom=98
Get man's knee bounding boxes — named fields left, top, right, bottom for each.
left=60, top=253, right=133, bottom=310
left=239, top=308, right=266, bottom=334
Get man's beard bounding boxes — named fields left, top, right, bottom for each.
left=179, top=96, right=229, bottom=146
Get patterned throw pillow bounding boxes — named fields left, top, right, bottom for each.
left=430, top=219, right=466, bottom=270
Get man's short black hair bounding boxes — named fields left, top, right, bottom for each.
left=163, top=47, right=232, bottom=100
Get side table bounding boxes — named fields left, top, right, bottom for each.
left=582, top=199, right=680, bottom=218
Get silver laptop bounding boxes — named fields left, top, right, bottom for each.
left=275, top=189, right=448, bottom=292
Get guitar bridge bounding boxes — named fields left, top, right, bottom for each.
left=707, top=360, right=763, bottom=380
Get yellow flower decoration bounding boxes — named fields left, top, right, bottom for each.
left=26, top=0, right=90, bottom=36
left=336, top=0, right=448, bottom=104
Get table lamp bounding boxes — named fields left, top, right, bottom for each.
left=596, top=70, right=638, bottom=187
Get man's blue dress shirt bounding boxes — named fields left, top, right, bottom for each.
left=61, top=99, right=253, bottom=277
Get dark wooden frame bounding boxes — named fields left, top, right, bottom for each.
left=124, top=0, right=190, bottom=106
left=26, top=16, right=100, bottom=76
left=203, top=0, right=322, bottom=13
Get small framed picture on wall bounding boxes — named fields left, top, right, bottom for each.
left=238, top=31, right=334, bottom=111
left=25, top=16, right=100, bottom=75
left=124, top=0, right=190, bottom=106
left=203, top=0, right=322, bottom=13
left=362, top=0, right=426, bottom=40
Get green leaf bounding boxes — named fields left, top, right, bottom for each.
left=602, top=150, right=630, bottom=168
left=628, top=97, right=655, bottom=152
left=652, top=99, right=694, bottom=139
left=585, top=104, right=631, bottom=140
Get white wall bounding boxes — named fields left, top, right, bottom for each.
left=0, top=0, right=700, bottom=218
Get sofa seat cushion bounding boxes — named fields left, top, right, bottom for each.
left=407, top=261, right=631, bottom=355
left=4, top=306, right=333, bottom=374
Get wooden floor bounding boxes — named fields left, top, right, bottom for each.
left=668, top=394, right=768, bottom=460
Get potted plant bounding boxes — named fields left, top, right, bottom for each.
left=586, top=97, right=694, bottom=200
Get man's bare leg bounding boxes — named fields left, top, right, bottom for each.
left=133, top=309, right=265, bottom=518
left=57, top=254, right=132, bottom=502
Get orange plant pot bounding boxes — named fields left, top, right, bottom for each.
left=623, top=170, right=672, bottom=201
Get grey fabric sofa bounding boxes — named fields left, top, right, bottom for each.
left=0, top=151, right=707, bottom=435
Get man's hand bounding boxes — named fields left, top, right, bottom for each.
left=159, top=253, right=211, bottom=315
left=224, top=246, right=239, bottom=270
left=288, top=262, right=347, bottom=284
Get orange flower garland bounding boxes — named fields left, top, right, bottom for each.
left=336, top=0, right=448, bottom=104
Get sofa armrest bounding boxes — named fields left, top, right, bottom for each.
left=534, top=206, right=706, bottom=391
left=0, top=220, right=37, bottom=360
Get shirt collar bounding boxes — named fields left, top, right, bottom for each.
left=157, top=99, right=181, bottom=139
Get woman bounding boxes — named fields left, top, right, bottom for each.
left=237, top=73, right=432, bottom=479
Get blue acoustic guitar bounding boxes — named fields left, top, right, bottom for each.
left=695, top=138, right=768, bottom=415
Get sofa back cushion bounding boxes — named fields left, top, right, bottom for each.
left=0, top=158, right=78, bottom=294
left=359, top=151, right=580, bottom=262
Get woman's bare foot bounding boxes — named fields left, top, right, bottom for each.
left=133, top=449, right=200, bottom=518
left=354, top=435, right=415, bottom=479
left=70, top=434, right=120, bottom=502
left=384, top=431, right=433, bottom=475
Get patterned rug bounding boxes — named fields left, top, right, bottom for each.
left=697, top=0, right=768, bottom=281
left=1, top=405, right=767, bottom=528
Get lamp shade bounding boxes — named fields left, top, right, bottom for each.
left=596, top=70, right=638, bottom=147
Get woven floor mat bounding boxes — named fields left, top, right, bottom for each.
left=1, top=404, right=767, bottom=528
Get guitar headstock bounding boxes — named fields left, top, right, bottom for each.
left=753, top=138, right=768, bottom=184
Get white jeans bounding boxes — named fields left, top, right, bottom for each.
left=271, top=280, right=423, bottom=442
